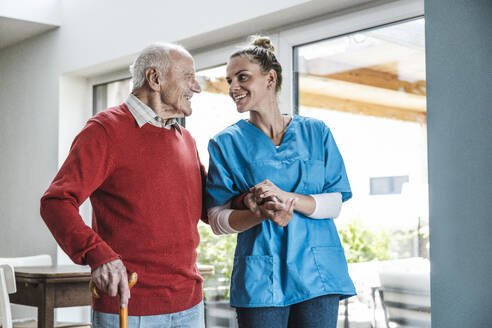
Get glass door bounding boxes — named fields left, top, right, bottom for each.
left=294, top=18, right=430, bottom=328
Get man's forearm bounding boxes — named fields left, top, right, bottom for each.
left=229, top=209, right=265, bottom=232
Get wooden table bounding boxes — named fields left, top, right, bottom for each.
left=9, top=264, right=214, bottom=328
left=9, top=265, right=91, bottom=328
left=197, top=264, right=214, bottom=277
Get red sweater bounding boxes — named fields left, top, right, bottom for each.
left=40, top=104, right=205, bottom=315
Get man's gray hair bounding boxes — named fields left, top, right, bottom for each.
left=129, top=42, right=190, bottom=90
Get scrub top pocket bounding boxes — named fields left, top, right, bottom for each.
left=312, top=246, right=353, bottom=292
left=302, top=159, right=325, bottom=194
left=231, top=255, right=274, bottom=306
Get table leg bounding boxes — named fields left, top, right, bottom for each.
left=344, top=298, right=349, bottom=328
left=371, top=287, right=377, bottom=328
left=38, top=284, right=55, bottom=328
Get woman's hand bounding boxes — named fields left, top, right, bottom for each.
left=249, top=179, right=316, bottom=217
left=250, top=179, right=288, bottom=204
left=244, top=191, right=296, bottom=227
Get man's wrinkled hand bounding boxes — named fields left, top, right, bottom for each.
left=243, top=192, right=263, bottom=218
left=91, top=259, right=130, bottom=308
left=259, top=197, right=296, bottom=227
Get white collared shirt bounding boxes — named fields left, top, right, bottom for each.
left=125, top=94, right=182, bottom=134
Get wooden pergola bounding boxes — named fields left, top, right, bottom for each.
left=200, top=24, right=426, bottom=124
left=201, top=62, right=426, bottom=124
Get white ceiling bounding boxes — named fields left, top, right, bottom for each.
left=298, top=18, right=426, bottom=81
left=0, top=16, right=57, bottom=49
left=179, top=0, right=379, bottom=51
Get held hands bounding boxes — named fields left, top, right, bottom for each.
left=251, top=179, right=289, bottom=204
left=91, top=259, right=130, bottom=308
left=245, top=180, right=296, bottom=227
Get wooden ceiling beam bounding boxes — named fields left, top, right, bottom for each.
left=299, top=75, right=426, bottom=112
left=203, top=78, right=229, bottom=95
left=320, top=63, right=426, bottom=96
left=202, top=76, right=427, bottom=123
left=299, top=90, right=426, bottom=123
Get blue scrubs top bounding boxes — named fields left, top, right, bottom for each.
left=206, top=115, right=356, bottom=307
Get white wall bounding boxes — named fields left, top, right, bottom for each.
left=58, top=0, right=308, bottom=74
left=0, top=0, right=61, bottom=25
left=0, top=30, right=61, bottom=259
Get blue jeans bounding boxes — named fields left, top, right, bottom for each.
left=92, top=301, right=204, bottom=328
left=235, top=295, right=340, bottom=328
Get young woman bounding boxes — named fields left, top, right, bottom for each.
left=206, top=36, right=355, bottom=328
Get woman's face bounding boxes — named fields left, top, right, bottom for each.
left=226, top=56, right=274, bottom=113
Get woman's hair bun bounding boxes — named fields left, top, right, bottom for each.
left=250, top=36, right=275, bottom=53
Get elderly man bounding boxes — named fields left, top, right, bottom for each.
left=40, top=43, right=205, bottom=327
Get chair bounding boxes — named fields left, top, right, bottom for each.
left=377, top=258, right=431, bottom=328
left=0, top=255, right=52, bottom=268
left=1, top=263, right=40, bottom=328
left=0, top=255, right=90, bottom=328
left=0, top=264, right=16, bottom=328
left=341, top=261, right=381, bottom=328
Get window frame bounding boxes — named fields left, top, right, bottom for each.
left=277, top=0, right=424, bottom=114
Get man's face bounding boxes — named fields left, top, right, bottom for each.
left=160, top=51, right=201, bottom=117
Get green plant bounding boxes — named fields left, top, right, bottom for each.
left=197, top=219, right=393, bottom=299
left=197, top=222, right=237, bottom=300
left=338, top=220, right=391, bottom=263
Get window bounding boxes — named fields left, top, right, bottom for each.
left=188, top=64, right=248, bottom=168
left=370, top=176, right=409, bottom=195
left=187, top=65, right=243, bottom=305
left=295, top=17, right=430, bottom=327
left=93, top=78, right=131, bottom=114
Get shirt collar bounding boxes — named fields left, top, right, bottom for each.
left=125, top=94, right=182, bottom=134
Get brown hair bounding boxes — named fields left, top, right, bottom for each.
left=230, top=36, right=283, bottom=93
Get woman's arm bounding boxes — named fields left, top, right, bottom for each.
left=251, top=180, right=342, bottom=218
left=240, top=192, right=296, bottom=227
left=251, top=180, right=315, bottom=216
left=207, top=193, right=296, bottom=235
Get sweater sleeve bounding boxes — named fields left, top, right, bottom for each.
left=40, top=120, right=120, bottom=271
left=230, top=192, right=248, bottom=210
left=199, top=155, right=208, bottom=223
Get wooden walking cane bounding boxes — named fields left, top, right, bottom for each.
left=90, top=272, right=138, bottom=328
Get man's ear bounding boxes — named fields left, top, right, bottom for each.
left=145, top=67, right=161, bottom=91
